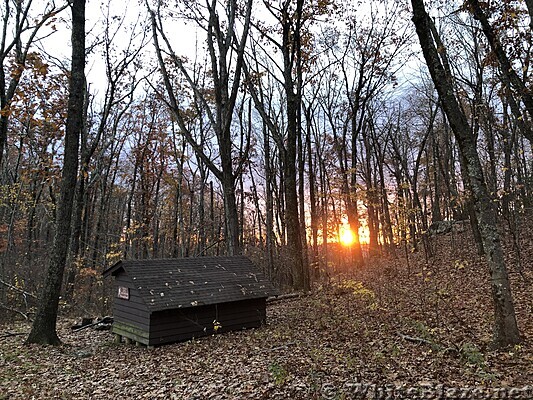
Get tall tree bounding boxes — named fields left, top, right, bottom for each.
left=27, top=0, right=85, bottom=345
left=411, top=0, right=521, bottom=347
left=148, top=0, right=253, bottom=256
left=244, top=0, right=309, bottom=290
left=280, top=0, right=306, bottom=289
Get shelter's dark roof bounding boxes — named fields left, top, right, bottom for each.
left=103, top=256, right=278, bottom=312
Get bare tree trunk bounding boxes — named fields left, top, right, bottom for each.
left=170, top=134, right=186, bottom=258
left=318, top=138, right=329, bottom=274
left=152, top=160, right=164, bottom=258
left=249, top=161, right=263, bottom=248
left=412, top=0, right=520, bottom=347
left=264, top=123, right=275, bottom=279
left=210, top=181, right=215, bottom=255
left=280, top=0, right=307, bottom=290
left=501, top=104, right=514, bottom=219
left=198, top=164, right=207, bottom=256
left=362, top=126, right=380, bottom=255
left=373, top=130, right=395, bottom=257
left=349, top=114, right=364, bottom=264
left=304, top=106, right=319, bottom=277
left=431, top=135, right=443, bottom=222
left=27, top=0, right=85, bottom=345
left=239, top=170, right=244, bottom=248
left=297, top=110, right=309, bottom=287
left=124, top=159, right=138, bottom=258
left=323, top=104, right=364, bottom=265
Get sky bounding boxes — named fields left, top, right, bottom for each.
left=35, top=0, right=199, bottom=98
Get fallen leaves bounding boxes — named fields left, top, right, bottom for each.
left=1, top=223, right=533, bottom=398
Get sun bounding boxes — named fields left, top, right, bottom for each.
left=339, top=226, right=356, bottom=246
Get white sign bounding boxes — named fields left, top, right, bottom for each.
left=117, top=286, right=129, bottom=300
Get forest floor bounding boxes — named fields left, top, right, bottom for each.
left=1, top=215, right=532, bottom=399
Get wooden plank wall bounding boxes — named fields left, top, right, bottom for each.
left=149, top=298, right=266, bottom=346
left=112, top=272, right=151, bottom=343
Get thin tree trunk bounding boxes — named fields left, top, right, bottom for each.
left=210, top=181, right=215, bottom=255
left=264, top=123, right=275, bottom=279
left=239, top=171, right=244, bottom=248
left=152, top=161, right=164, bottom=258
left=198, top=165, right=207, bottom=256
left=305, top=107, right=319, bottom=277
left=501, top=102, right=514, bottom=218
left=349, top=115, right=364, bottom=264
left=249, top=162, right=263, bottom=248
left=297, top=111, right=309, bottom=287
left=362, top=127, right=380, bottom=255
left=431, top=135, right=443, bottom=222
left=376, top=145, right=395, bottom=257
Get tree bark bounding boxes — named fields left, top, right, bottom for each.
left=411, top=0, right=520, bottom=347
left=27, top=0, right=85, bottom=345
left=264, top=123, right=275, bottom=280
left=304, top=105, right=319, bottom=277
left=281, top=0, right=306, bottom=290
left=362, top=126, right=380, bottom=255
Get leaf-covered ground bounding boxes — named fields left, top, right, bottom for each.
left=1, top=219, right=532, bottom=399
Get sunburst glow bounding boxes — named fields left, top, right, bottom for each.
left=339, top=226, right=356, bottom=246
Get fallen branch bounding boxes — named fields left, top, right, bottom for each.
left=397, top=332, right=457, bottom=354
left=397, top=332, right=434, bottom=346
left=270, top=342, right=296, bottom=351
left=72, top=316, right=113, bottom=332
left=1, top=331, right=27, bottom=339
left=267, top=292, right=309, bottom=303
left=0, top=304, right=31, bottom=320
left=0, top=278, right=37, bottom=299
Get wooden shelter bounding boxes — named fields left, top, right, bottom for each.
left=102, top=256, right=277, bottom=347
